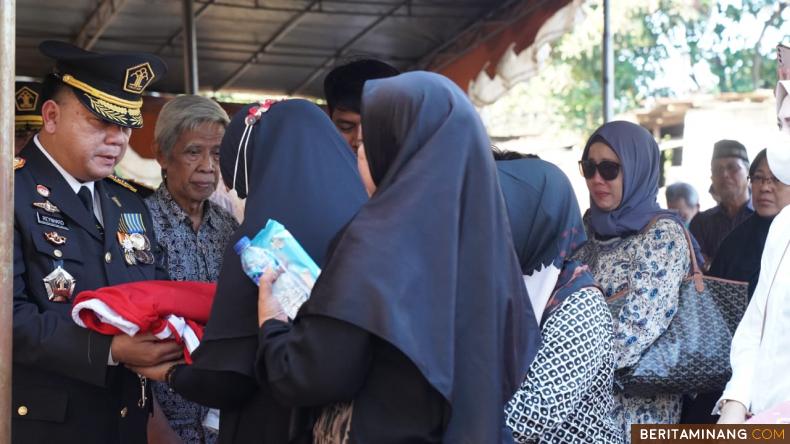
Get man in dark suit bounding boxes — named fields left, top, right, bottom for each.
left=12, top=41, right=183, bottom=444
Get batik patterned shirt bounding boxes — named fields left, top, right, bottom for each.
left=689, top=202, right=753, bottom=264
left=145, top=183, right=239, bottom=444
left=573, top=218, right=690, bottom=443
left=146, top=183, right=239, bottom=282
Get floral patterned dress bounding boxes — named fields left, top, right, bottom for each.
left=573, top=218, right=690, bottom=443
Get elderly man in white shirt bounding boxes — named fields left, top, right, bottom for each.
left=717, top=136, right=790, bottom=423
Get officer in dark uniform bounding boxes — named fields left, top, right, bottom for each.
left=12, top=41, right=183, bottom=444
left=14, top=80, right=43, bottom=154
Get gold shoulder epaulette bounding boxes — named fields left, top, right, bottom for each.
left=126, top=178, right=155, bottom=193
left=14, top=157, right=26, bottom=170
left=107, top=175, right=137, bottom=193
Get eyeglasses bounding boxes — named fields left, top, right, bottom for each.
left=579, top=160, right=621, bottom=181
left=749, top=174, right=781, bottom=186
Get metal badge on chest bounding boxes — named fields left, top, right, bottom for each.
left=117, top=213, right=154, bottom=265
left=33, top=184, right=77, bottom=302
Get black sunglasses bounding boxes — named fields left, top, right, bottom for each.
left=579, top=160, right=621, bottom=181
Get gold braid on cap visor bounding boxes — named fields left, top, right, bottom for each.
left=61, top=74, right=143, bottom=109
left=15, top=116, right=43, bottom=125
left=85, top=94, right=143, bottom=127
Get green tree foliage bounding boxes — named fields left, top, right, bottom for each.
left=482, top=0, right=788, bottom=136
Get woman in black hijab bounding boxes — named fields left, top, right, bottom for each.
left=254, top=71, right=539, bottom=443
left=496, top=154, right=620, bottom=443
left=134, top=99, right=368, bottom=443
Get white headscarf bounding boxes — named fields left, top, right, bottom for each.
left=775, top=80, right=790, bottom=134
left=718, top=109, right=790, bottom=415
left=766, top=132, right=790, bottom=185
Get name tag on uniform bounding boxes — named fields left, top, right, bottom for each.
left=36, top=212, right=69, bottom=230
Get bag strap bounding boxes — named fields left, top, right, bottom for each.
left=642, top=215, right=703, bottom=292
left=759, top=237, right=790, bottom=343
left=679, top=225, right=705, bottom=293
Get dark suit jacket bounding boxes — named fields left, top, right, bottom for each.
left=12, top=140, right=167, bottom=444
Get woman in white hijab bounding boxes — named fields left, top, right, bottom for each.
left=717, top=134, right=790, bottom=423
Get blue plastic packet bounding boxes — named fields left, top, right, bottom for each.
left=234, top=219, right=320, bottom=318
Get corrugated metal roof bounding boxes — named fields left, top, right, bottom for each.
left=15, top=0, right=506, bottom=97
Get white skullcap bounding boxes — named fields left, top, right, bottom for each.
left=767, top=132, right=790, bottom=185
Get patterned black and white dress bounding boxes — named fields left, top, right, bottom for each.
left=505, top=287, right=621, bottom=444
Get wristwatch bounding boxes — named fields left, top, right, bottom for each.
left=165, top=364, right=182, bottom=392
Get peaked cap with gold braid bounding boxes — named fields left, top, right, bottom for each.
left=39, top=41, right=167, bottom=129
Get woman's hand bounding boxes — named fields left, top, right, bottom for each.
left=258, top=267, right=287, bottom=326
left=717, top=400, right=748, bottom=424
left=128, top=359, right=184, bottom=382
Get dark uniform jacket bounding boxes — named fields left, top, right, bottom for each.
left=12, top=140, right=166, bottom=444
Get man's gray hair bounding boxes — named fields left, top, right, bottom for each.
left=665, top=182, right=699, bottom=207
left=154, top=95, right=229, bottom=159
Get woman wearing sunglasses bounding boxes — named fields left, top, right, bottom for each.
left=572, top=121, right=691, bottom=443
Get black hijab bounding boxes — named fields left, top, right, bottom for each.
left=300, top=71, right=539, bottom=442
left=496, top=158, right=599, bottom=327
left=193, top=99, right=367, bottom=376
left=497, top=158, right=588, bottom=275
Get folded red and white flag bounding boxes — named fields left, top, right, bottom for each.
left=71, top=280, right=216, bottom=363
